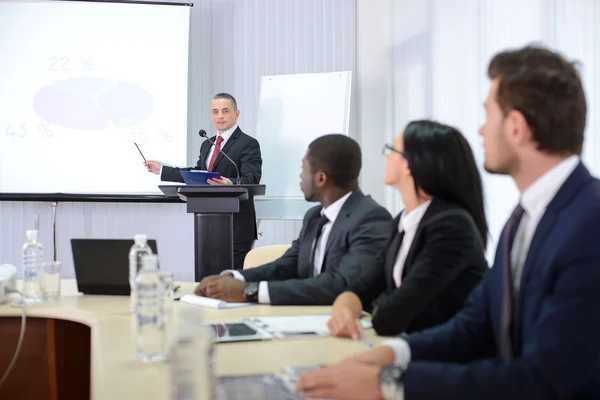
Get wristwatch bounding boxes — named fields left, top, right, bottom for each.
left=378, top=365, right=404, bottom=400
left=243, top=282, right=259, bottom=303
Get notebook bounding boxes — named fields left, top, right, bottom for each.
left=245, top=315, right=373, bottom=336
left=179, top=294, right=256, bottom=309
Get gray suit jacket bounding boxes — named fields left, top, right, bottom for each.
left=240, top=189, right=393, bottom=305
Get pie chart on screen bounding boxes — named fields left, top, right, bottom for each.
left=33, top=77, right=154, bottom=130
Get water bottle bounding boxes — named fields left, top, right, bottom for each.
left=21, top=230, right=44, bottom=303
left=135, top=254, right=165, bottom=362
left=129, top=234, right=153, bottom=312
left=170, top=305, right=217, bottom=400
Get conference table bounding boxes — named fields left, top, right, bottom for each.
left=0, top=280, right=379, bottom=399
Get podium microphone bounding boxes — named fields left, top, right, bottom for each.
left=199, top=129, right=241, bottom=185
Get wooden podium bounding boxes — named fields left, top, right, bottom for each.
left=159, top=184, right=266, bottom=281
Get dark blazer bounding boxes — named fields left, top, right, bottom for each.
left=240, top=189, right=393, bottom=305
left=350, top=198, right=488, bottom=336
left=160, top=127, right=262, bottom=243
left=403, top=163, right=600, bottom=399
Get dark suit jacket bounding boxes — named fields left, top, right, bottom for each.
left=160, top=127, right=262, bottom=243
left=350, top=198, right=488, bottom=336
left=239, top=189, right=393, bottom=305
left=403, top=163, right=600, bottom=399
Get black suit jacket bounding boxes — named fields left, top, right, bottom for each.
left=160, top=127, right=262, bottom=243
left=350, top=198, right=488, bottom=336
left=239, top=189, right=393, bottom=305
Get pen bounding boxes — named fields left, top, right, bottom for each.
left=280, top=331, right=318, bottom=336
left=361, top=339, right=375, bottom=348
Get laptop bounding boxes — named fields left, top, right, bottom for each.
left=71, top=239, right=158, bottom=295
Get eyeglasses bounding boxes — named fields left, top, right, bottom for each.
left=382, top=144, right=406, bottom=157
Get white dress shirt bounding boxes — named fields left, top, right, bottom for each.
left=311, top=191, right=353, bottom=276
left=223, top=191, right=353, bottom=304
left=511, top=155, right=579, bottom=290
left=383, top=155, right=580, bottom=397
left=393, top=200, right=432, bottom=287
left=159, top=125, right=238, bottom=177
left=206, top=124, right=238, bottom=166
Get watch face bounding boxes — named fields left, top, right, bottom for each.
left=379, top=365, right=402, bottom=400
left=244, top=282, right=259, bottom=299
left=380, top=365, right=403, bottom=383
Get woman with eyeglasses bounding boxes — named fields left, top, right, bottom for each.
left=328, top=120, right=489, bottom=338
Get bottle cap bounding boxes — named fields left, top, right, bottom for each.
left=134, top=234, right=148, bottom=245
left=26, top=230, right=38, bottom=241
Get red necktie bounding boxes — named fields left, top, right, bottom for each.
left=208, top=135, right=224, bottom=172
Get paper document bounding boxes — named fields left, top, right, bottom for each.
left=179, top=294, right=256, bottom=309
left=245, top=314, right=372, bottom=335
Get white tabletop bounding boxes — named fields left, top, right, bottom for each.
left=0, top=280, right=378, bottom=399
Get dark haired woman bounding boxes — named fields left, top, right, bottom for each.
left=329, top=120, right=489, bottom=337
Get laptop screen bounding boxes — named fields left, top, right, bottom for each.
left=71, top=239, right=158, bottom=295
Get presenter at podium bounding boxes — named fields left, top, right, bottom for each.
left=145, top=93, right=263, bottom=269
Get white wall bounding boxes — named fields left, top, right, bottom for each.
left=355, top=0, right=396, bottom=207
left=190, top=0, right=356, bottom=157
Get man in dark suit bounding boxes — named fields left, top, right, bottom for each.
left=145, top=93, right=262, bottom=269
left=194, top=134, right=393, bottom=305
left=296, top=46, right=600, bottom=400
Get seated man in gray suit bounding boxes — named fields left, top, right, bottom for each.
left=194, top=134, right=393, bottom=305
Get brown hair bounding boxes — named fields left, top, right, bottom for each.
left=488, top=45, right=587, bottom=155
